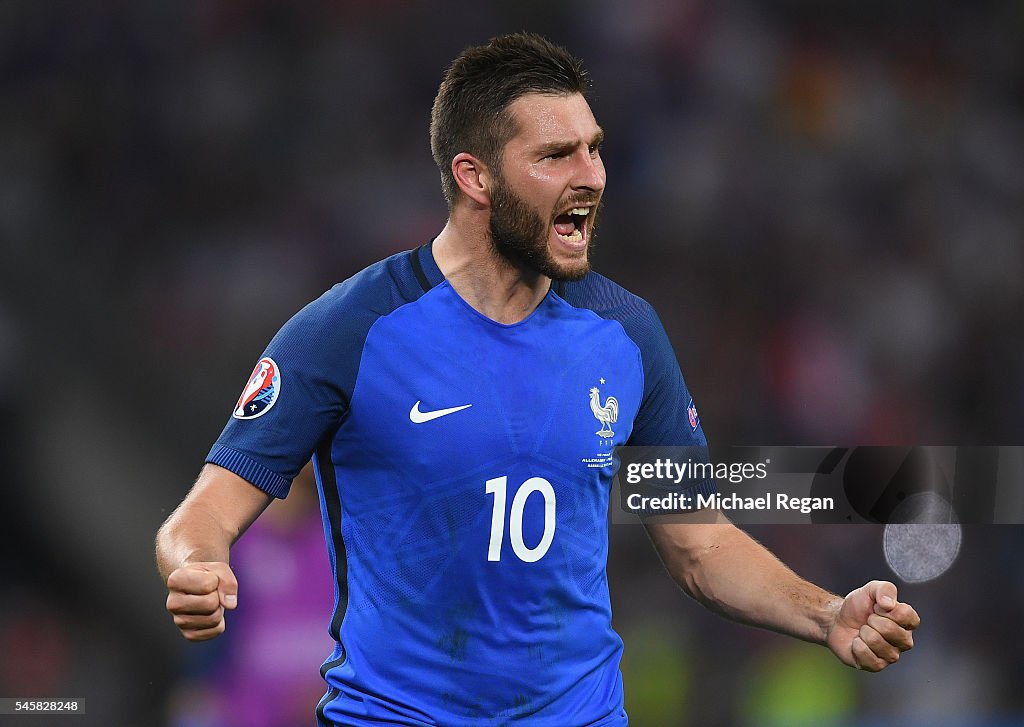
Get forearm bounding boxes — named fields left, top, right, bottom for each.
left=646, top=519, right=842, bottom=644
left=155, top=464, right=273, bottom=583
left=155, top=501, right=235, bottom=583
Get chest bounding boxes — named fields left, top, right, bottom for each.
left=339, top=298, right=644, bottom=478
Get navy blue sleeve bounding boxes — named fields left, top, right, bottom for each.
left=206, top=251, right=424, bottom=498
left=206, top=292, right=351, bottom=497
left=619, top=302, right=707, bottom=448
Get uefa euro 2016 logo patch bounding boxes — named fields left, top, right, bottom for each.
left=233, top=357, right=281, bottom=419
left=687, top=397, right=699, bottom=431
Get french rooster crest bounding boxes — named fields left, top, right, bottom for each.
left=589, top=387, right=619, bottom=438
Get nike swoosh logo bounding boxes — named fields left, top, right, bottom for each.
left=409, top=401, right=473, bottom=423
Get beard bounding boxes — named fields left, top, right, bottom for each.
left=488, top=172, right=600, bottom=282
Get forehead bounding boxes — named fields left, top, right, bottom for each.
left=504, top=92, right=600, bottom=148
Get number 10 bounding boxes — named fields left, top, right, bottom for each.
left=485, top=476, right=556, bottom=562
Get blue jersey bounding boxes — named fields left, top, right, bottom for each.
left=208, top=243, right=713, bottom=726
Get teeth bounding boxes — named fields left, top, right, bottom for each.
left=569, top=207, right=590, bottom=216
left=558, top=228, right=583, bottom=242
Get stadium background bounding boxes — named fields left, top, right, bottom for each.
left=1, top=1, right=1022, bottom=725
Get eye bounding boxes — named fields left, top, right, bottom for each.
left=588, top=143, right=602, bottom=157
left=544, top=150, right=568, bottom=160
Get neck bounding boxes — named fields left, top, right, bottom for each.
left=432, top=215, right=551, bottom=325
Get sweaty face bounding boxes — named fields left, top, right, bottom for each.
left=489, top=168, right=601, bottom=282
left=486, top=92, right=606, bottom=282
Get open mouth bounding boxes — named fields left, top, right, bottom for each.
left=553, top=207, right=590, bottom=244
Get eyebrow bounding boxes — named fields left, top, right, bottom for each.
left=535, top=127, right=605, bottom=156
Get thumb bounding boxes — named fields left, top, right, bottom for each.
left=218, top=567, right=238, bottom=610
left=869, top=579, right=897, bottom=612
left=198, top=561, right=239, bottom=610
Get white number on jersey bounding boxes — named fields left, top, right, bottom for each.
left=485, top=476, right=556, bottom=562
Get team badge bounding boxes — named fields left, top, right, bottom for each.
left=233, top=357, right=281, bottom=419
left=589, top=385, right=619, bottom=438
left=686, top=397, right=699, bottom=431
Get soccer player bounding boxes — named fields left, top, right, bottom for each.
left=156, top=33, right=920, bottom=726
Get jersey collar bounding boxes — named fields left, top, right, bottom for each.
left=411, top=240, right=445, bottom=293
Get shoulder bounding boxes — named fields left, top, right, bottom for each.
left=557, top=271, right=666, bottom=345
left=306, top=249, right=425, bottom=320
left=278, top=248, right=425, bottom=339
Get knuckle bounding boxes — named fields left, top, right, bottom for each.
left=169, top=595, right=211, bottom=617
left=175, top=615, right=199, bottom=629
left=180, top=619, right=225, bottom=642
left=869, top=613, right=895, bottom=632
left=173, top=567, right=199, bottom=587
left=898, top=606, right=920, bottom=628
left=173, top=608, right=220, bottom=630
left=169, top=567, right=217, bottom=595
left=196, top=572, right=218, bottom=592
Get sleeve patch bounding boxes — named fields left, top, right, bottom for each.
left=232, top=357, right=281, bottom=419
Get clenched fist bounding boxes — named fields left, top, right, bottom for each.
left=165, top=561, right=239, bottom=641
left=827, top=580, right=920, bottom=671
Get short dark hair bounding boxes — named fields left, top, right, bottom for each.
left=430, top=32, right=591, bottom=208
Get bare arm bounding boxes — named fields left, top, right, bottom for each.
left=644, top=510, right=840, bottom=642
left=644, top=510, right=919, bottom=670
left=156, top=463, right=274, bottom=640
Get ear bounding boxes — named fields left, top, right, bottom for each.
left=451, top=152, right=492, bottom=208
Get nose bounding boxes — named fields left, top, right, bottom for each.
left=573, top=149, right=606, bottom=193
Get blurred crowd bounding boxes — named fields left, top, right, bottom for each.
left=1, top=1, right=1022, bottom=725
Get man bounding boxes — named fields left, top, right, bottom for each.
left=157, top=33, right=919, bottom=725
